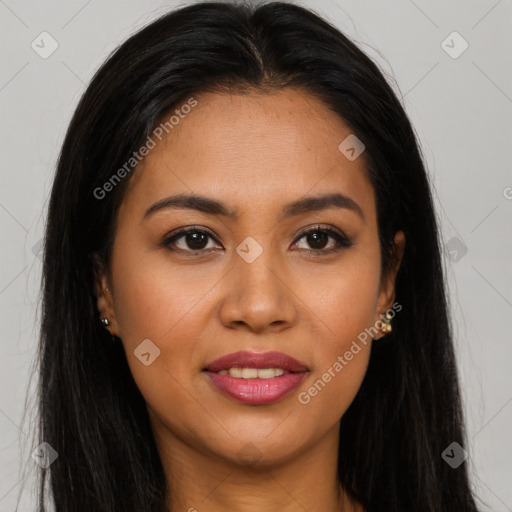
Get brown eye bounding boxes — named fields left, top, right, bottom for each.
left=292, top=225, right=353, bottom=254
left=303, top=231, right=330, bottom=250
left=163, top=224, right=352, bottom=256
left=163, top=227, right=221, bottom=253
left=179, top=232, right=210, bottom=251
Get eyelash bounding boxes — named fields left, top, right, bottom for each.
left=162, top=224, right=353, bottom=257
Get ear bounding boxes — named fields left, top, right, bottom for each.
left=91, top=253, right=119, bottom=336
left=373, top=230, right=405, bottom=340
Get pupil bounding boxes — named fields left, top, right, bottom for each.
left=187, top=232, right=207, bottom=250
left=307, top=232, right=327, bottom=249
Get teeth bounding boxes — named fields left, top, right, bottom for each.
left=217, top=368, right=286, bottom=379
left=257, top=368, right=283, bottom=379
left=241, top=368, right=258, bottom=379
left=229, top=368, right=243, bottom=378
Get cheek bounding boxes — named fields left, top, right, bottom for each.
left=110, top=252, right=212, bottom=432
left=110, top=234, right=220, bottom=345
left=291, top=252, right=380, bottom=420
left=294, top=245, right=381, bottom=344
left=109, top=238, right=224, bottom=407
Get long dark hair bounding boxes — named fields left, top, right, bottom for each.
left=34, top=1, right=479, bottom=510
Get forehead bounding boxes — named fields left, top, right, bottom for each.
left=122, top=88, right=376, bottom=222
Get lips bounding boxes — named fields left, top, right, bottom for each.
left=204, top=351, right=308, bottom=372
left=203, top=351, right=309, bottom=405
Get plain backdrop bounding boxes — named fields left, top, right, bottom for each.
left=1, top=0, right=511, bottom=510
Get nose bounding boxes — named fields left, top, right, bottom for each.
left=218, top=246, right=297, bottom=334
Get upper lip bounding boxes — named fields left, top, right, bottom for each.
left=204, top=351, right=309, bottom=372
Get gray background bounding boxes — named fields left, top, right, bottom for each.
left=1, top=0, right=511, bottom=509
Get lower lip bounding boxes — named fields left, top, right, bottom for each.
left=204, top=371, right=308, bottom=405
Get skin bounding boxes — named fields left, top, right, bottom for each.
left=95, top=88, right=405, bottom=512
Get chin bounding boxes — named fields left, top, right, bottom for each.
left=209, top=433, right=308, bottom=469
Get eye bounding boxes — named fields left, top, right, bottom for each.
left=291, top=225, right=353, bottom=255
left=162, top=224, right=353, bottom=256
left=162, top=226, right=222, bottom=254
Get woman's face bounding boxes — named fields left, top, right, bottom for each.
left=96, top=88, right=404, bottom=467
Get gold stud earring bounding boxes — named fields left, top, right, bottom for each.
left=381, top=311, right=393, bottom=334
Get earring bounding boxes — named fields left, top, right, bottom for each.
left=100, top=317, right=110, bottom=327
left=381, top=311, right=393, bottom=335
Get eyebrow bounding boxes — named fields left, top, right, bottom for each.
left=143, top=192, right=365, bottom=222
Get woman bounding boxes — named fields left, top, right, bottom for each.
left=36, top=1, right=480, bottom=510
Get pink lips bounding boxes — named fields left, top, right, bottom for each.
left=203, top=351, right=309, bottom=405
